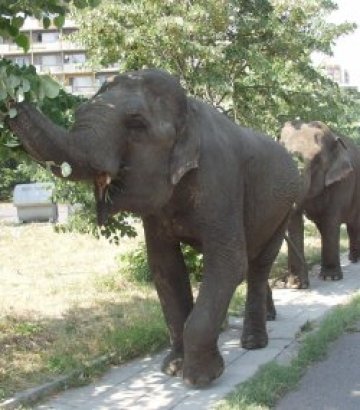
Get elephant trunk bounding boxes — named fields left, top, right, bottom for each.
left=7, top=102, right=98, bottom=180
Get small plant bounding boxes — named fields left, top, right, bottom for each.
left=228, top=285, right=247, bottom=317
left=119, top=243, right=152, bottom=283
left=119, top=243, right=205, bottom=284
left=181, top=244, right=203, bottom=282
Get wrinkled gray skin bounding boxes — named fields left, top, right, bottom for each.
left=280, top=120, right=360, bottom=289
left=8, top=69, right=299, bottom=387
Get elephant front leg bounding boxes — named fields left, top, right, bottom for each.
left=317, top=218, right=343, bottom=281
left=182, top=234, right=246, bottom=387
left=266, top=283, right=276, bottom=321
left=286, top=209, right=309, bottom=289
left=143, top=218, right=193, bottom=377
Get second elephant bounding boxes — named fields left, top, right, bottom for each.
left=280, top=120, right=360, bottom=288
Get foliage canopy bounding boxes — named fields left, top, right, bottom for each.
left=73, top=0, right=359, bottom=136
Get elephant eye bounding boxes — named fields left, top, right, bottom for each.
left=123, top=113, right=147, bottom=129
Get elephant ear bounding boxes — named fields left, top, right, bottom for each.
left=170, top=127, right=200, bottom=185
left=325, top=137, right=354, bottom=186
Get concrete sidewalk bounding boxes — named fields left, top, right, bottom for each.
left=29, top=256, right=360, bottom=410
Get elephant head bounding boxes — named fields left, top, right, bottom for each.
left=7, top=69, right=200, bottom=223
left=280, top=120, right=353, bottom=201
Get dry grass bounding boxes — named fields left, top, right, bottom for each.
left=0, top=221, right=139, bottom=317
left=0, top=218, right=169, bottom=400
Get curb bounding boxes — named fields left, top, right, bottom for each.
left=0, top=354, right=116, bottom=410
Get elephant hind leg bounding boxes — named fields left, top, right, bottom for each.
left=241, top=218, right=287, bottom=349
left=347, top=223, right=360, bottom=263
left=286, top=210, right=309, bottom=289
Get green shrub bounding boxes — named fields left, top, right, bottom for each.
left=119, top=243, right=204, bottom=284
left=181, top=244, right=203, bottom=282
left=119, top=243, right=152, bottom=283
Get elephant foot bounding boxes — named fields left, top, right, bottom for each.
left=319, top=267, right=343, bottom=281
left=161, top=349, right=184, bottom=377
left=183, top=347, right=224, bottom=387
left=349, top=251, right=360, bottom=263
left=266, top=310, right=276, bottom=321
left=285, top=273, right=309, bottom=289
left=241, top=330, right=268, bottom=349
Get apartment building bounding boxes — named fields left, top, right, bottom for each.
left=0, top=17, right=120, bottom=96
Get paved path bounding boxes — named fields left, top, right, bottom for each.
left=32, top=255, right=360, bottom=410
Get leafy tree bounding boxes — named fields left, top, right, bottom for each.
left=0, top=0, right=101, bottom=50
left=0, top=1, right=101, bottom=119
left=72, top=0, right=359, bottom=136
left=0, top=1, right=137, bottom=239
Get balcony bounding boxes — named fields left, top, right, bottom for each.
left=34, top=63, right=93, bottom=75
left=0, top=40, right=84, bottom=56
left=0, top=43, right=24, bottom=55
left=21, top=18, right=78, bottom=31
left=64, top=84, right=100, bottom=97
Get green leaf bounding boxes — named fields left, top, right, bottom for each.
left=74, top=0, right=88, bottom=9
left=7, top=24, right=19, bottom=37
left=43, top=16, right=51, bottom=29
left=60, top=162, right=72, bottom=177
left=15, top=34, right=30, bottom=52
left=12, top=16, right=25, bottom=29
left=21, top=78, right=31, bottom=93
left=0, top=88, right=7, bottom=100
left=16, top=87, right=24, bottom=102
left=8, top=108, right=17, bottom=118
left=8, top=74, right=21, bottom=89
left=41, top=75, right=60, bottom=99
left=53, top=15, right=65, bottom=29
left=89, top=0, right=101, bottom=7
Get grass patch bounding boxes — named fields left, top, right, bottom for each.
left=229, top=284, right=247, bottom=317
left=217, top=293, right=360, bottom=410
left=0, top=286, right=168, bottom=401
left=0, top=220, right=169, bottom=401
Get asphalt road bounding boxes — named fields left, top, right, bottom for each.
left=276, top=321, right=360, bottom=410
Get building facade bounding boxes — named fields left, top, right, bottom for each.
left=0, top=17, right=120, bottom=96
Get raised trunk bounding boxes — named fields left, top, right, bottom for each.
left=7, top=102, right=98, bottom=180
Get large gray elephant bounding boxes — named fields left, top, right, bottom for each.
left=8, top=69, right=299, bottom=386
left=280, top=120, right=360, bottom=289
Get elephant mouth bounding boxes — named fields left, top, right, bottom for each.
left=94, top=165, right=128, bottom=226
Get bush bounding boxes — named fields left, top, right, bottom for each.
left=119, top=243, right=204, bottom=284
left=119, top=243, right=152, bottom=283
left=181, top=244, right=203, bottom=282
left=0, top=157, right=31, bottom=200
